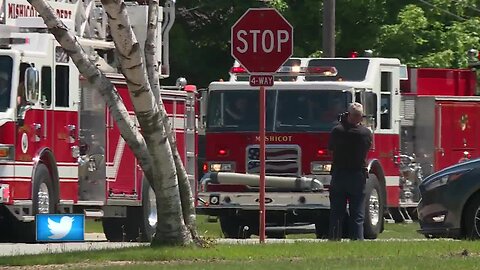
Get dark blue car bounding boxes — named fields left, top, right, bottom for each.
left=418, top=158, right=480, bottom=239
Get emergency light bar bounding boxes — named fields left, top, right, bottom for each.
left=230, top=66, right=247, bottom=74
left=0, top=37, right=29, bottom=49
left=303, top=66, right=338, bottom=77
left=0, top=37, right=29, bottom=45
left=0, top=25, right=28, bottom=48
left=230, top=64, right=338, bottom=77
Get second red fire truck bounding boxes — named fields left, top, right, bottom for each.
left=196, top=56, right=479, bottom=239
left=0, top=0, right=197, bottom=242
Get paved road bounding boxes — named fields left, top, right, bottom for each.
left=0, top=234, right=148, bottom=257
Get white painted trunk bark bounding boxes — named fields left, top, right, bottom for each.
left=100, top=0, right=191, bottom=245
left=26, top=0, right=155, bottom=183
left=144, top=0, right=198, bottom=240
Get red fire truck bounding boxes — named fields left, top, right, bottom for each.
left=0, top=0, right=197, bottom=242
left=196, top=57, right=479, bottom=239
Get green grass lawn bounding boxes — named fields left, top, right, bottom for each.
left=53, top=216, right=445, bottom=270
left=86, top=215, right=423, bottom=240
left=1, top=241, right=479, bottom=269
left=85, top=218, right=104, bottom=233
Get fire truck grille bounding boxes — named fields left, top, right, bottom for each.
left=246, top=146, right=300, bottom=176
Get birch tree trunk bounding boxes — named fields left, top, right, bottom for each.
left=29, top=0, right=192, bottom=246
left=144, top=0, right=198, bottom=240
left=100, top=0, right=191, bottom=245
left=26, top=0, right=155, bottom=183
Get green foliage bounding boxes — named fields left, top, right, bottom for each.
left=266, top=0, right=289, bottom=11
left=167, top=0, right=480, bottom=87
left=376, top=1, right=480, bottom=68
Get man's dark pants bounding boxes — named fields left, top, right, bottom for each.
left=328, top=170, right=366, bottom=240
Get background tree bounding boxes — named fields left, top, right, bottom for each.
left=167, top=0, right=480, bottom=88
left=377, top=1, right=480, bottom=68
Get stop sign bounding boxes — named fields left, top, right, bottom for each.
left=231, top=8, right=293, bottom=74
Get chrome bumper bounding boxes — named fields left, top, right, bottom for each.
left=197, top=191, right=331, bottom=212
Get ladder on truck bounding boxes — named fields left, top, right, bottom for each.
left=0, top=0, right=174, bottom=76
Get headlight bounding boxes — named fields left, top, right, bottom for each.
left=423, top=169, right=471, bottom=191
left=209, top=162, right=234, bottom=172
left=0, top=145, right=14, bottom=160
left=311, top=162, right=332, bottom=174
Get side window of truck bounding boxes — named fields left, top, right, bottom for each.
left=380, top=94, right=391, bottom=129
left=380, top=71, right=392, bottom=129
left=365, top=92, right=377, bottom=129
left=355, top=92, right=378, bottom=129
left=41, top=66, right=52, bottom=107
left=55, top=65, right=69, bottom=107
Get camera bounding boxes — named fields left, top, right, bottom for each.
left=338, top=111, right=349, bottom=123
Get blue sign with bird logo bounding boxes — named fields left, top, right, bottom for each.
left=36, top=214, right=85, bottom=242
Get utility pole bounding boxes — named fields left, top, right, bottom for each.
left=322, top=0, right=335, bottom=57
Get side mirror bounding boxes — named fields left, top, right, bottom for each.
left=25, top=67, right=39, bottom=103
left=198, top=88, right=208, bottom=130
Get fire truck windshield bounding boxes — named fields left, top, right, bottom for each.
left=0, top=56, right=14, bottom=112
left=207, top=90, right=351, bottom=132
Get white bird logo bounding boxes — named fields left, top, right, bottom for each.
left=47, top=216, right=74, bottom=239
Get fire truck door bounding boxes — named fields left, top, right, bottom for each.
left=105, top=92, right=139, bottom=198
left=52, top=64, right=79, bottom=185
left=435, top=102, right=478, bottom=171
left=78, top=85, right=106, bottom=201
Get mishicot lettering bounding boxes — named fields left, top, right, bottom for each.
left=255, top=135, right=292, bottom=142
left=8, top=3, right=73, bottom=19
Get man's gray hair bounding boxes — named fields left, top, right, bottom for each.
left=348, top=102, right=364, bottom=116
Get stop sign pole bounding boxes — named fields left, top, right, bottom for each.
left=231, top=8, right=293, bottom=243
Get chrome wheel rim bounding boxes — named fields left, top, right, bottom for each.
left=147, top=187, right=157, bottom=228
left=38, top=182, right=50, bottom=213
left=474, top=206, right=480, bottom=237
left=369, top=189, right=380, bottom=226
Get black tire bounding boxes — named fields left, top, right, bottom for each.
left=21, top=163, right=57, bottom=242
left=219, top=215, right=252, bottom=239
left=423, top=233, right=441, bottom=239
left=0, top=207, right=16, bottom=242
left=102, top=217, right=124, bottom=242
left=102, top=214, right=143, bottom=242
left=463, top=194, right=480, bottom=239
left=139, top=179, right=157, bottom=242
left=103, top=179, right=156, bottom=242
left=363, top=174, right=384, bottom=239
left=32, top=164, right=56, bottom=215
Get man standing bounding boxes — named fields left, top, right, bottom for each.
left=328, top=102, right=372, bottom=240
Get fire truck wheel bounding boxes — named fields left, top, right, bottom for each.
left=14, top=163, right=58, bottom=242
left=103, top=211, right=141, bottom=242
left=139, top=180, right=157, bottom=242
left=219, top=215, right=251, bottom=239
left=463, top=193, right=480, bottom=240
left=102, top=218, right=125, bottom=242
left=32, top=163, right=57, bottom=215
left=363, top=174, right=384, bottom=239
